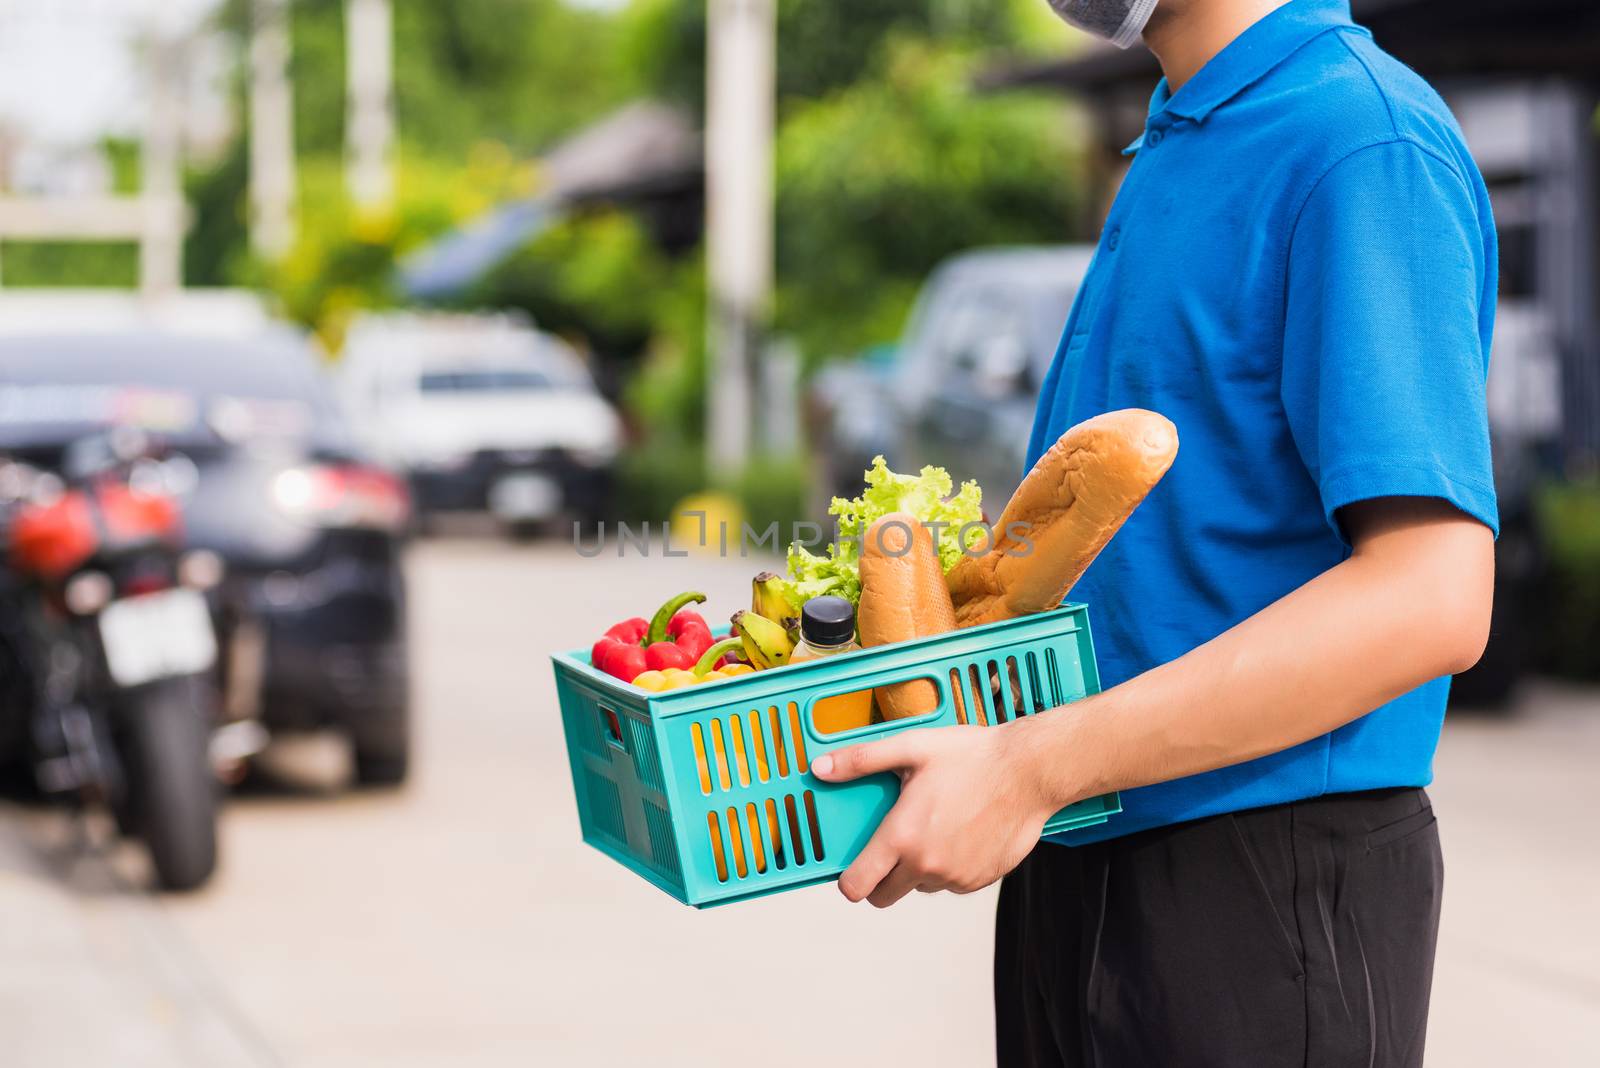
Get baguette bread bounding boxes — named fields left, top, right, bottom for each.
left=858, top=512, right=959, bottom=720
left=948, top=409, right=1178, bottom=627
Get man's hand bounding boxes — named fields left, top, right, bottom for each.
left=811, top=723, right=1053, bottom=908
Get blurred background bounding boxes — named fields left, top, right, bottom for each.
left=0, top=0, right=1595, bottom=1065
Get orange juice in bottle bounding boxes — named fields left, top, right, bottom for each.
left=789, top=596, right=874, bottom=734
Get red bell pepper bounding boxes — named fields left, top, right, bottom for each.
left=670, top=616, right=713, bottom=662
left=600, top=641, right=648, bottom=681
left=605, top=617, right=648, bottom=643
left=644, top=642, right=693, bottom=672
left=590, top=592, right=711, bottom=683
left=666, top=610, right=707, bottom=640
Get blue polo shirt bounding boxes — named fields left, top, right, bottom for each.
left=1031, top=0, right=1498, bottom=844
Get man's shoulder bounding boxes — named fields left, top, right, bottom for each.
left=1262, top=28, right=1473, bottom=182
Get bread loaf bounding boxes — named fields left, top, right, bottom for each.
left=858, top=512, right=959, bottom=720
left=948, top=409, right=1178, bottom=627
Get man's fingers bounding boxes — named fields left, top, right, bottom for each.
left=866, top=862, right=920, bottom=909
left=837, top=826, right=900, bottom=903
left=811, top=736, right=920, bottom=783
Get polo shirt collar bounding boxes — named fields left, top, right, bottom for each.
left=1123, top=0, right=1366, bottom=154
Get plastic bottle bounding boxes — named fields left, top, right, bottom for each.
left=791, top=595, right=875, bottom=734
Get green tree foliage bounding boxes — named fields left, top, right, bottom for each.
left=469, top=208, right=676, bottom=364
left=189, top=0, right=634, bottom=309
left=621, top=0, right=1061, bottom=112
left=0, top=242, right=139, bottom=287
left=184, top=137, right=251, bottom=286
left=389, top=0, right=631, bottom=156
left=255, top=148, right=536, bottom=348
left=774, top=42, right=1079, bottom=359
left=216, top=0, right=630, bottom=157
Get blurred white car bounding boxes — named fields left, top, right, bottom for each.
left=338, top=312, right=621, bottom=533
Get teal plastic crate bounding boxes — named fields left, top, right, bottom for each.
left=550, top=602, right=1117, bottom=907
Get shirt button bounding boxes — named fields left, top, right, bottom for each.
left=1146, top=129, right=1164, bottom=147
left=1106, top=227, right=1121, bottom=251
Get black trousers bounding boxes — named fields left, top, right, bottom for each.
left=995, top=788, right=1442, bottom=1068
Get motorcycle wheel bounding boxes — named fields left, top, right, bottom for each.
left=123, top=677, right=218, bottom=891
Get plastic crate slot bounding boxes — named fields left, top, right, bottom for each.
left=784, top=794, right=807, bottom=866
left=747, top=710, right=772, bottom=782
left=786, top=702, right=809, bottom=772
left=1044, top=648, right=1063, bottom=706
left=966, top=664, right=990, bottom=725
left=986, top=660, right=1008, bottom=723
left=1024, top=652, right=1046, bottom=712
left=709, top=717, right=733, bottom=792
left=707, top=811, right=729, bottom=882
left=726, top=807, right=749, bottom=878
left=585, top=771, right=626, bottom=844
left=690, top=722, right=713, bottom=795
left=765, top=798, right=787, bottom=869
left=745, top=803, right=768, bottom=874
left=1005, top=657, right=1030, bottom=717
left=766, top=706, right=791, bottom=778
left=951, top=670, right=969, bottom=724
left=999, top=659, right=1023, bottom=722
left=998, top=658, right=1024, bottom=716
left=803, top=790, right=826, bottom=862
left=728, top=713, right=753, bottom=787
left=644, top=801, right=680, bottom=876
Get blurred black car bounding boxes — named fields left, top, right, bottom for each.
left=809, top=246, right=1095, bottom=507
left=0, top=330, right=411, bottom=784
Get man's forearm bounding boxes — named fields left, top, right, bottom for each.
left=1010, top=501, right=1495, bottom=811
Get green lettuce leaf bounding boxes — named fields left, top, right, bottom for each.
left=782, top=456, right=985, bottom=608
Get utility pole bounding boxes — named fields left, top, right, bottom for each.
left=704, top=0, right=775, bottom=480
left=141, top=32, right=185, bottom=298
left=345, top=0, right=395, bottom=212
left=249, top=0, right=296, bottom=258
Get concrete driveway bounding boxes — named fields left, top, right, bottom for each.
left=1, top=537, right=1596, bottom=1066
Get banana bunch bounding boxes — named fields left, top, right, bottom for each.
left=751, top=572, right=803, bottom=641
left=730, top=609, right=795, bottom=669
left=730, top=572, right=802, bottom=670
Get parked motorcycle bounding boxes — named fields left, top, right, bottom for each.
left=0, top=428, right=223, bottom=890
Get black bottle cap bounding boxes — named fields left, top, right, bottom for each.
left=800, top=595, right=856, bottom=647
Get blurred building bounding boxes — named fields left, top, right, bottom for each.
left=986, top=0, right=1600, bottom=473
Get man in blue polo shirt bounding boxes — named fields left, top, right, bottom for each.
left=812, top=0, right=1497, bottom=1063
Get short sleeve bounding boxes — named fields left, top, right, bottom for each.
left=1281, top=139, right=1498, bottom=542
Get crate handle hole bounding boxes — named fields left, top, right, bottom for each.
left=599, top=706, right=625, bottom=750
left=810, top=684, right=877, bottom=737
left=809, top=674, right=948, bottom=738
